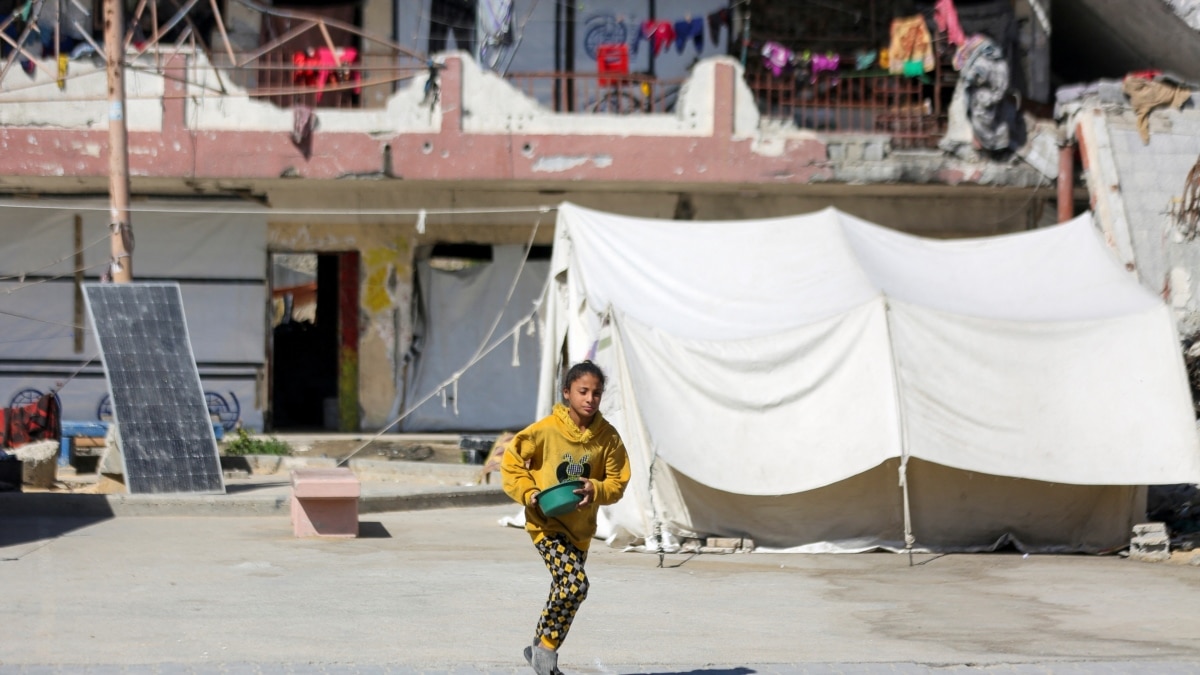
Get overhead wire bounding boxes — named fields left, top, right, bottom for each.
left=1, top=258, right=113, bottom=297
left=0, top=201, right=557, bottom=217
left=48, top=353, right=98, bottom=393
left=0, top=228, right=111, bottom=283
left=0, top=306, right=88, bottom=329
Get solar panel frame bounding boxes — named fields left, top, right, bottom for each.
left=83, top=282, right=226, bottom=495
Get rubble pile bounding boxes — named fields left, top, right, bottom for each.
left=1147, top=483, right=1200, bottom=551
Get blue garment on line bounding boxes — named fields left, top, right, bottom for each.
left=674, top=17, right=704, bottom=54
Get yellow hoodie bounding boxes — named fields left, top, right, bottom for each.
left=502, top=403, right=631, bottom=550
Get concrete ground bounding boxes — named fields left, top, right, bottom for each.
left=1, top=456, right=1199, bottom=674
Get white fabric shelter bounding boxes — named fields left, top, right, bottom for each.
left=538, top=202, right=1200, bottom=553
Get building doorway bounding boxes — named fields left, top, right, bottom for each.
left=269, top=251, right=359, bottom=431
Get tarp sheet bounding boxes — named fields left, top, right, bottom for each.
left=401, top=245, right=549, bottom=432
left=538, top=202, right=1200, bottom=552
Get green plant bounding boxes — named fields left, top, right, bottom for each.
left=223, top=428, right=292, bottom=456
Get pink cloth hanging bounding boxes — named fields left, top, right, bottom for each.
left=935, top=0, right=966, bottom=47
left=761, top=41, right=793, bottom=77
left=810, top=53, right=840, bottom=84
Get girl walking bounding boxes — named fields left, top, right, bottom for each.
left=502, top=361, right=631, bottom=675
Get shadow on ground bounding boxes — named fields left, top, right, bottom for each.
left=0, top=513, right=113, bottom=551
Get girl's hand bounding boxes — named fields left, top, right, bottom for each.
left=575, top=480, right=595, bottom=507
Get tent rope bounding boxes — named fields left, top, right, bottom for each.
left=336, top=212, right=546, bottom=467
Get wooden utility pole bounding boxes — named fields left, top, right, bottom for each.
left=105, top=0, right=133, bottom=282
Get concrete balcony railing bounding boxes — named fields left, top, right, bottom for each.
left=202, top=49, right=943, bottom=147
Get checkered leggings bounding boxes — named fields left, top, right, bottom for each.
left=534, top=534, right=590, bottom=647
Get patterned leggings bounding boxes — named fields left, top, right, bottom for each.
left=534, top=534, right=590, bottom=648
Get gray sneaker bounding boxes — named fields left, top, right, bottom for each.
left=523, top=639, right=562, bottom=675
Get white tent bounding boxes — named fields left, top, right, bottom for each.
left=537, top=202, right=1200, bottom=553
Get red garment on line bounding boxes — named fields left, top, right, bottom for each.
left=638, top=20, right=675, bottom=57
left=0, top=393, right=61, bottom=449
left=292, top=47, right=362, bottom=102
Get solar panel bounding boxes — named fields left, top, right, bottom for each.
left=83, top=283, right=225, bottom=494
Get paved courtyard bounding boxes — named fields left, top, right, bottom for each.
left=2, top=503, right=1199, bottom=674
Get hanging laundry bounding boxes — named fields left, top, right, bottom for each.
left=854, top=50, right=877, bottom=71
left=888, top=15, right=935, bottom=74
left=958, top=35, right=1017, bottom=152
left=810, top=53, right=840, bottom=85
left=934, top=0, right=966, bottom=47
left=633, top=20, right=675, bottom=57
left=56, top=53, right=68, bottom=90
left=674, top=16, right=704, bottom=54
left=292, top=47, right=362, bottom=103
left=1123, top=75, right=1192, bottom=144
left=291, top=105, right=317, bottom=158
left=479, top=0, right=514, bottom=48
left=428, top=0, right=476, bottom=55
left=707, top=8, right=731, bottom=45
left=761, top=41, right=793, bottom=77
left=952, top=34, right=987, bottom=71
left=0, top=392, right=60, bottom=448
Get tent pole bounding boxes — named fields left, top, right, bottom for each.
left=881, top=297, right=916, bottom=564
left=901, top=458, right=914, bottom=566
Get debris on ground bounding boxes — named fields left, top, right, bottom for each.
left=1147, top=483, right=1200, bottom=550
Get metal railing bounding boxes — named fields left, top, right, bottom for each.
left=743, top=65, right=948, bottom=149
left=208, top=51, right=427, bottom=109
left=503, top=71, right=685, bottom=115
left=203, top=52, right=947, bottom=147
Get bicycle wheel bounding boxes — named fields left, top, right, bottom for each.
left=590, top=90, right=642, bottom=114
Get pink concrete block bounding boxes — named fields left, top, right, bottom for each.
left=291, top=468, right=361, bottom=498
left=290, top=468, right=360, bottom=538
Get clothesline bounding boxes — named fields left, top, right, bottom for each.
left=753, top=2, right=972, bottom=84
left=0, top=201, right=558, bottom=217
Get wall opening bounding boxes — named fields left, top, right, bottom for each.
left=269, top=251, right=359, bottom=431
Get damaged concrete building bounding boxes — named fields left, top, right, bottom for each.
left=0, top=0, right=1194, bottom=435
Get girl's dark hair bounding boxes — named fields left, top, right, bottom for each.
left=562, top=360, right=606, bottom=391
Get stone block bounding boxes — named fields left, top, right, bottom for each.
left=863, top=142, right=885, bottom=162
left=706, top=537, right=741, bottom=549
left=705, top=537, right=756, bottom=551
left=291, top=467, right=360, bottom=538
left=1133, top=522, right=1167, bottom=537
left=827, top=143, right=846, bottom=162
left=11, top=440, right=58, bottom=489
left=1129, top=522, right=1170, bottom=562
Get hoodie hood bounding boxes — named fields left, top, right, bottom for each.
left=552, top=402, right=612, bottom=444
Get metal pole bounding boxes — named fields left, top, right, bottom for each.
left=565, top=0, right=575, bottom=111
left=739, top=1, right=751, bottom=69
left=105, top=0, right=133, bottom=282
left=647, top=0, right=655, bottom=77
left=1058, top=141, right=1075, bottom=223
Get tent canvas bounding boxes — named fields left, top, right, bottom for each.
left=538, top=202, right=1200, bottom=553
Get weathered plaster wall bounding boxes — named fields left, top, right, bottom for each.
left=0, top=58, right=163, bottom=129
left=0, top=51, right=1046, bottom=192
left=1076, top=101, right=1200, bottom=338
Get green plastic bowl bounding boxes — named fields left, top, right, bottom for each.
left=538, top=480, right=584, bottom=517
